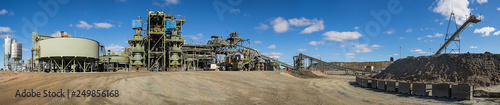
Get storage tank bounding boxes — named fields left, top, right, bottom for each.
left=38, top=37, right=99, bottom=72
left=10, top=40, right=22, bottom=60
left=4, top=37, right=12, bottom=57
left=39, top=37, right=99, bottom=59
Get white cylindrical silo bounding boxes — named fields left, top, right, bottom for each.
left=4, top=37, right=12, bottom=55
left=11, top=40, right=22, bottom=60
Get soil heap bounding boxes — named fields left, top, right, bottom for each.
left=373, top=53, right=500, bottom=87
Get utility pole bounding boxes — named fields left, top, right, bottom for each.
left=399, top=46, right=401, bottom=59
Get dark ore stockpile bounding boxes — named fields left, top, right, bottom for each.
left=373, top=52, right=500, bottom=87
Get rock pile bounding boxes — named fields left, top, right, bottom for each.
left=373, top=53, right=500, bottom=87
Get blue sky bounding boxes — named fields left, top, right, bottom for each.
left=1, top=0, right=499, bottom=68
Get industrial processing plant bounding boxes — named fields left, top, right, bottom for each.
left=3, top=36, right=22, bottom=71
left=1, top=0, right=500, bottom=104
left=25, top=10, right=293, bottom=73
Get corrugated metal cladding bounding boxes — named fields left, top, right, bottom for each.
left=165, top=20, right=176, bottom=29
left=132, top=20, right=142, bottom=28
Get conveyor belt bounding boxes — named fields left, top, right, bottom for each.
left=297, top=53, right=364, bottom=72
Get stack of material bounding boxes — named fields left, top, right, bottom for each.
left=288, top=70, right=320, bottom=78
left=373, top=53, right=500, bottom=87
left=310, top=61, right=392, bottom=71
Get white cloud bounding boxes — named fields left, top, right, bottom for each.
left=262, top=52, right=284, bottom=59
left=309, top=54, right=323, bottom=58
left=94, top=22, right=113, bottom=28
left=287, top=17, right=325, bottom=34
left=432, top=0, right=471, bottom=24
left=349, top=43, right=375, bottom=53
left=493, top=31, right=500, bottom=35
left=300, top=20, right=324, bottom=34
left=255, top=23, right=269, bottom=31
left=330, top=53, right=341, bottom=56
left=308, top=41, right=325, bottom=46
left=153, top=0, right=180, bottom=7
left=371, top=45, right=381, bottom=48
left=497, top=7, right=500, bottom=11
left=383, top=29, right=395, bottom=34
left=470, top=46, right=477, bottom=48
left=423, top=40, right=434, bottom=42
left=267, top=45, right=276, bottom=49
left=289, top=17, right=317, bottom=26
left=186, top=33, right=204, bottom=40
left=50, top=31, right=69, bottom=37
left=474, top=26, right=496, bottom=37
left=425, top=33, right=444, bottom=38
left=388, top=53, right=399, bottom=57
left=254, top=41, right=262, bottom=44
left=270, top=17, right=289, bottom=33
left=406, top=28, right=412, bottom=32
left=354, top=26, right=360, bottom=30
left=346, top=53, right=356, bottom=56
left=343, top=43, right=381, bottom=54
left=22, top=48, right=29, bottom=52
left=0, top=34, right=13, bottom=38
left=268, top=56, right=281, bottom=59
left=476, top=0, right=487, bottom=4
left=417, top=37, right=422, bottom=40
left=322, top=31, right=362, bottom=42
left=0, top=26, right=13, bottom=33
left=399, top=37, right=405, bottom=39
left=346, top=56, right=356, bottom=59
left=229, top=9, right=240, bottom=14
left=77, top=21, right=93, bottom=29
left=262, top=52, right=284, bottom=56
left=410, top=48, right=429, bottom=54
left=434, top=33, right=444, bottom=37
left=267, top=17, right=324, bottom=34
left=411, top=49, right=423, bottom=52
left=0, top=9, right=8, bottom=15
left=298, top=49, right=307, bottom=51
left=106, top=44, right=125, bottom=52
left=69, top=24, right=73, bottom=27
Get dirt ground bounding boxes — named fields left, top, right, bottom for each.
left=0, top=70, right=498, bottom=105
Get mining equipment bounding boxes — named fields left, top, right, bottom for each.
left=4, top=36, right=23, bottom=71
left=31, top=31, right=105, bottom=72
left=435, top=14, right=481, bottom=55
left=293, top=53, right=371, bottom=73
left=4, top=36, right=12, bottom=70
left=127, top=9, right=293, bottom=71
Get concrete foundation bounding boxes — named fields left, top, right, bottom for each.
left=386, top=81, right=398, bottom=92
left=362, top=78, right=369, bottom=87
left=451, top=84, right=473, bottom=100
left=432, top=83, right=451, bottom=98
left=398, top=82, right=411, bottom=94
left=358, top=77, right=363, bottom=85
left=371, top=80, right=378, bottom=89
left=413, top=83, right=431, bottom=96
left=356, top=77, right=361, bottom=85
left=377, top=80, right=386, bottom=90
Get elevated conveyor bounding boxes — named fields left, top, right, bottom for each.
left=294, top=53, right=365, bottom=72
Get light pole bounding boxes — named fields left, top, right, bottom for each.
left=399, top=46, right=401, bottom=59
